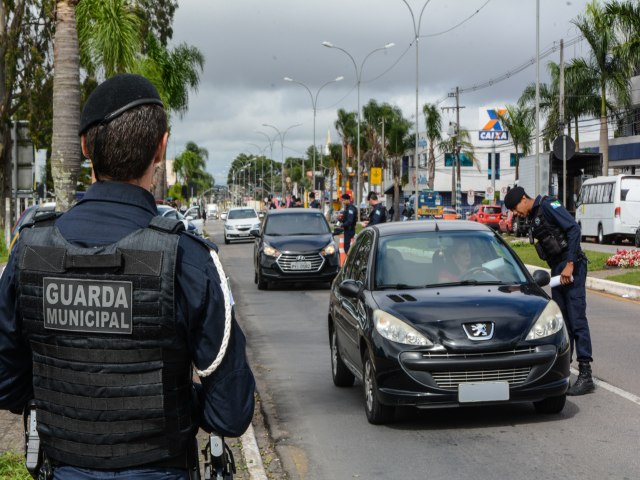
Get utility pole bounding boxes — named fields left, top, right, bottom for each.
left=559, top=38, right=567, bottom=206
left=442, top=87, right=465, bottom=214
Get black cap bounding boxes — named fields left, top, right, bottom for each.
left=79, top=74, right=164, bottom=135
left=341, top=193, right=351, bottom=200
left=504, top=186, right=526, bottom=210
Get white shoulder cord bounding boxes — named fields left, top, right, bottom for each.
left=195, top=249, right=233, bottom=377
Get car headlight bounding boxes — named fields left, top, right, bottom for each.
left=252, top=223, right=261, bottom=230
left=224, top=224, right=233, bottom=230
left=263, top=243, right=280, bottom=257
left=321, top=242, right=337, bottom=256
left=526, top=300, right=565, bottom=340
left=373, top=310, right=432, bottom=346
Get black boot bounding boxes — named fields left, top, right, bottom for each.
left=568, top=361, right=595, bottom=396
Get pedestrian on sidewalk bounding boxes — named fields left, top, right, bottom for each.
left=504, top=186, right=594, bottom=396
left=0, top=73, right=255, bottom=479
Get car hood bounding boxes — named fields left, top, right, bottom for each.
left=264, top=233, right=333, bottom=253
left=226, top=218, right=259, bottom=226
left=372, top=285, right=549, bottom=350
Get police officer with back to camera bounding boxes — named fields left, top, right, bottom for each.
left=340, top=193, right=358, bottom=254
left=0, top=73, right=255, bottom=479
left=504, top=186, right=594, bottom=396
left=363, top=191, right=387, bottom=227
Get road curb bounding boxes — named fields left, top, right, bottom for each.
left=525, top=264, right=640, bottom=300
left=241, top=423, right=268, bottom=480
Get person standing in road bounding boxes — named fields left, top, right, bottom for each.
left=340, top=193, right=358, bottom=254
left=504, top=186, right=594, bottom=396
left=308, top=191, right=320, bottom=209
left=362, top=191, right=387, bottom=227
left=0, top=74, right=255, bottom=479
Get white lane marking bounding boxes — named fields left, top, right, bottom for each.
left=571, top=367, right=640, bottom=406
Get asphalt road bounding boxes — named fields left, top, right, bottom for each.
left=209, top=221, right=640, bottom=480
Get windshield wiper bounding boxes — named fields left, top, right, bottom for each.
left=434, top=280, right=509, bottom=287
left=377, top=283, right=421, bottom=290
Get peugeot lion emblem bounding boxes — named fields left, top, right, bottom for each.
left=463, top=322, right=494, bottom=341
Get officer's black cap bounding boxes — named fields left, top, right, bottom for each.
left=79, top=74, right=164, bottom=135
left=504, top=186, right=526, bottom=210
left=341, top=193, right=351, bottom=200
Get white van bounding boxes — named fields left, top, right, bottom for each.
left=575, top=174, right=640, bottom=244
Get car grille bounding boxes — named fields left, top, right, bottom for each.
left=277, top=253, right=324, bottom=272
left=422, top=347, right=534, bottom=390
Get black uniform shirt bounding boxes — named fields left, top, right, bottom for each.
left=0, top=181, right=255, bottom=438
left=531, top=195, right=582, bottom=263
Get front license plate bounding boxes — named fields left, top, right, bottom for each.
left=290, top=261, right=312, bottom=270
left=458, top=382, right=509, bottom=403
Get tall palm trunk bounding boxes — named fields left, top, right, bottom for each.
left=51, top=0, right=81, bottom=212
left=599, top=82, right=609, bottom=175
left=514, top=145, right=520, bottom=181
left=427, top=145, right=435, bottom=190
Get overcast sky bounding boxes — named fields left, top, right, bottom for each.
left=167, top=0, right=595, bottom=185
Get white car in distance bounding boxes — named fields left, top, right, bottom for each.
left=224, top=207, right=260, bottom=244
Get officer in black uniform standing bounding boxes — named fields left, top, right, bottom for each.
left=308, top=191, right=320, bottom=209
left=363, top=191, right=387, bottom=226
left=339, top=193, right=358, bottom=254
left=0, top=74, right=255, bottom=479
left=504, top=186, right=594, bottom=396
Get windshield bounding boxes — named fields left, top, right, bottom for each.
left=228, top=209, right=258, bottom=220
left=483, top=206, right=502, bottom=214
left=264, top=213, right=330, bottom=235
left=375, top=231, right=528, bottom=289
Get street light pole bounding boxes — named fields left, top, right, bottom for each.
left=247, top=143, right=268, bottom=201
left=401, top=0, right=431, bottom=220
left=322, top=41, right=394, bottom=221
left=284, top=75, right=343, bottom=203
left=256, top=131, right=277, bottom=197
left=262, top=123, right=302, bottom=200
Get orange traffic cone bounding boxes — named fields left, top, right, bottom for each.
left=338, top=234, right=346, bottom=266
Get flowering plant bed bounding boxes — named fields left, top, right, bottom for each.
left=606, top=249, right=640, bottom=268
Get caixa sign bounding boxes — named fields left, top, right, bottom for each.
left=479, top=130, right=509, bottom=141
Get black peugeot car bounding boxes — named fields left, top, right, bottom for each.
left=251, top=209, right=341, bottom=290
left=329, top=220, right=571, bottom=424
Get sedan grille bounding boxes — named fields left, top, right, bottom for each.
left=422, top=347, right=534, bottom=390
left=277, top=253, right=325, bottom=272
left=432, top=368, right=531, bottom=390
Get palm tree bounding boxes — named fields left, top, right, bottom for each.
left=573, top=0, right=632, bottom=174
left=51, top=0, right=81, bottom=212
left=384, top=106, right=411, bottom=221
left=498, top=105, right=533, bottom=181
left=334, top=108, right=357, bottom=195
left=422, top=103, right=442, bottom=190
left=76, top=0, right=142, bottom=78
left=173, top=141, right=208, bottom=197
left=439, top=128, right=478, bottom=210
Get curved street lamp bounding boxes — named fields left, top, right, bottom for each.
left=400, top=0, right=432, bottom=220
left=262, top=123, right=302, bottom=198
left=247, top=143, right=268, bottom=200
left=322, top=40, right=394, bottom=221
left=255, top=131, right=277, bottom=196
left=283, top=75, right=343, bottom=200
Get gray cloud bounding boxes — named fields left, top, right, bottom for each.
left=168, top=0, right=592, bottom=184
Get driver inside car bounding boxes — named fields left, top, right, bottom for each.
left=438, top=239, right=474, bottom=282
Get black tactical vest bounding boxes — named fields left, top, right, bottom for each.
left=529, top=198, right=569, bottom=264
left=15, top=217, right=197, bottom=470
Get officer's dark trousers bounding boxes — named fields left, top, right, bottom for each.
left=344, top=229, right=355, bottom=254
left=54, top=466, right=189, bottom=479
left=551, top=258, right=593, bottom=363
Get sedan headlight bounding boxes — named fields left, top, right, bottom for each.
left=321, top=242, right=337, bottom=256
left=526, top=300, right=565, bottom=340
left=224, top=224, right=233, bottom=230
left=373, top=310, right=432, bottom=346
left=263, top=243, right=280, bottom=257
left=252, top=223, right=261, bottom=230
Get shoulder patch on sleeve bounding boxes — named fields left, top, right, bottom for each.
left=550, top=200, right=561, bottom=209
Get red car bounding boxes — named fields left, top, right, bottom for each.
left=467, top=204, right=502, bottom=230
left=499, top=210, right=514, bottom=233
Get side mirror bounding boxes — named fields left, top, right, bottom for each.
left=338, top=279, right=360, bottom=298
left=249, top=229, right=261, bottom=238
left=333, top=227, right=344, bottom=235
left=532, top=269, right=550, bottom=287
